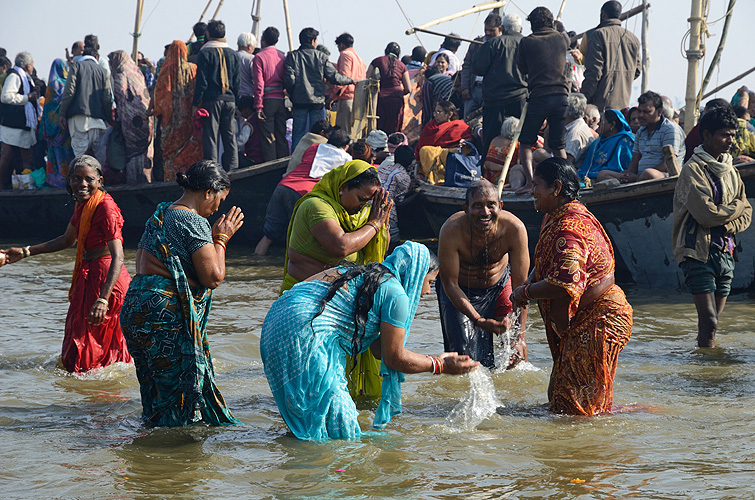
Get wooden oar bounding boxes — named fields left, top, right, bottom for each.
left=496, top=102, right=528, bottom=199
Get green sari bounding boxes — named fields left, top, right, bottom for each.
left=281, top=160, right=388, bottom=398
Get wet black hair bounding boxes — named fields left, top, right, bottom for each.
left=207, top=20, right=226, bottom=39
left=527, top=7, right=554, bottom=31
left=299, top=27, right=319, bottom=46
left=312, top=248, right=438, bottom=362
left=327, top=128, right=351, bottom=149
left=534, top=157, right=580, bottom=202
left=176, top=160, right=231, bottom=193
left=343, top=167, right=380, bottom=191
left=394, top=145, right=414, bottom=168
left=699, top=106, right=738, bottom=138
left=335, top=33, right=354, bottom=48
left=262, top=26, right=279, bottom=46
left=67, top=155, right=105, bottom=198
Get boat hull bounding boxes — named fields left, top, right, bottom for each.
left=0, top=158, right=289, bottom=245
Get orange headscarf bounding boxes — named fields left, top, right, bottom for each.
left=68, top=189, right=106, bottom=301
left=154, top=40, right=196, bottom=125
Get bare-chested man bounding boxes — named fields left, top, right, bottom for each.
left=437, top=180, right=529, bottom=368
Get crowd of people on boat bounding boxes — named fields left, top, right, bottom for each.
left=0, top=1, right=753, bottom=440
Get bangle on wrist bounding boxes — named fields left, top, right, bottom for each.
left=22, top=246, right=31, bottom=258
left=472, top=315, right=482, bottom=326
left=366, top=221, right=380, bottom=234
left=95, top=297, right=109, bottom=308
left=214, top=239, right=227, bottom=252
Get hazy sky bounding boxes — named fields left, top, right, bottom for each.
left=5, top=0, right=753, bottom=107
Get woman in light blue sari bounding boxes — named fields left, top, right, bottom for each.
left=578, top=108, right=635, bottom=182
left=260, top=241, right=479, bottom=440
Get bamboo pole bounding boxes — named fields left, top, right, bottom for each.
left=189, top=0, right=214, bottom=43
left=640, top=0, right=650, bottom=93
left=701, top=66, right=755, bottom=100
left=571, top=3, right=649, bottom=43
left=497, top=103, right=528, bottom=199
left=131, top=0, right=145, bottom=62
left=683, top=0, right=704, bottom=134
left=210, top=0, right=225, bottom=21
left=406, top=1, right=507, bottom=35
left=251, top=0, right=263, bottom=40
left=695, top=0, right=736, bottom=112
left=282, top=0, right=294, bottom=52
left=408, top=28, right=484, bottom=45
left=556, top=0, right=568, bottom=22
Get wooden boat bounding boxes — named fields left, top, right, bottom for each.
left=0, top=157, right=289, bottom=245
left=397, top=161, right=755, bottom=291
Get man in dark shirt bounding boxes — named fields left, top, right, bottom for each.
left=460, top=13, right=502, bottom=120
left=192, top=19, right=241, bottom=171
left=517, top=7, right=570, bottom=192
left=474, top=13, right=527, bottom=158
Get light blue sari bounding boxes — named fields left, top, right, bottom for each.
left=260, top=241, right=429, bottom=440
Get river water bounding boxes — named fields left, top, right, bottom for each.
left=2, top=246, right=755, bottom=499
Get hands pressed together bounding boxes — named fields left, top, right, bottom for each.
left=368, top=188, right=393, bottom=230
left=212, top=206, right=245, bottom=243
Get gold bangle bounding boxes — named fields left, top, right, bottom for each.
left=95, top=297, right=109, bottom=307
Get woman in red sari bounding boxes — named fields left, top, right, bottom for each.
left=2, top=155, right=132, bottom=373
left=511, top=157, right=632, bottom=415
left=415, top=100, right=472, bottom=184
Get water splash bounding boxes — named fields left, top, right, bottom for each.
left=446, top=368, right=502, bottom=431
left=494, top=310, right=522, bottom=370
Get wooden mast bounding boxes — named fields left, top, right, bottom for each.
left=696, top=0, right=737, bottom=111
left=189, top=0, right=214, bottom=43
left=131, top=0, right=145, bottom=62
left=406, top=1, right=507, bottom=35
left=683, top=0, right=704, bottom=134
left=282, top=0, right=294, bottom=51
left=251, top=0, right=263, bottom=40
left=640, top=0, right=650, bottom=93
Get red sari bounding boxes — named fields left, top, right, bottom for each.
left=534, top=201, right=632, bottom=415
left=414, top=119, right=472, bottom=160
left=63, top=193, right=132, bottom=372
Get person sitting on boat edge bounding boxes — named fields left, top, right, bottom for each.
left=577, top=108, right=634, bottom=183
left=672, top=106, right=752, bottom=348
left=731, top=105, right=755, bottom=161
left=283, top=119, right=331, bottom=176
left=563, top=92, right=595, bottom=170
left=255, top=128, right=352, bottom=256
left=437, top=180, right=530, bottom=369
left=416, top=100, right=473, bottom=184
left=620, top=90, right=686, bottom=183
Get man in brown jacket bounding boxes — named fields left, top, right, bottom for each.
left=581, top=1, right=641, bottom=111
left=673, top=106, right=751, bottom=347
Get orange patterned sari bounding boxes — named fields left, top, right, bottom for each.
left=534, top=201, right=632, bottom=415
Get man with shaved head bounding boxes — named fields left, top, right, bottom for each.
left=436, top=180, right=530, bottom=368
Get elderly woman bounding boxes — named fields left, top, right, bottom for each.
left=511, top=158, right=632, bottom=415
left=367, top=42, right=411, bottom=135
left=153, top=40, right=203, bottom=182
left=282, top=160, right=392, bottom=397
left=262, top=242, right=479, bottom=440
left=2, top=155, right=132, bottom=372
left=120, top=160, right=244, bottom=427
left=0, top=52, right=39, bottom=189
left=108, top=50, right=154, bottom=183
left=578, top=109, right=635, bottom=182
left=483, top=116, right=519, bottom=184
left=40, top=58, right=75, bottom=188
left=415, top=100, right=473, bottom=184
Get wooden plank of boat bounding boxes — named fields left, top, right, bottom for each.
left=401, top=162, right=755, bottom=291
left=0, top=157, right=289, bottom=246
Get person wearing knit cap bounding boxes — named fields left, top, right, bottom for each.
left=365, top=129, right=388, bottom=150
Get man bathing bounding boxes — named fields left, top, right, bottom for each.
left=437, top=180, right=529, bottom=368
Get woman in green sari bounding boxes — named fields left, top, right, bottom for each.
left=282, top=159, right=393, bottom=398
left=120, top=160, right=244, bottom=427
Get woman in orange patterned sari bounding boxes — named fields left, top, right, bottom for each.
left=153, top=40, right=202, bottom=182
left=511, top=157, right=632, bottom=415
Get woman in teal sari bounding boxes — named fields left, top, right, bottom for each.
left=39, top=58, right=74, bottom=188
left=261, top=241, right=479, bottom=440
left=577, top=108, right=635, bottom=182
left=120, top=160, right=244, bottom=427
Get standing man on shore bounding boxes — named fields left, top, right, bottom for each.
left=331, top=33, right=366, bottom=138
left=673, top=106, right=751, bottom=348
left=253, top=27, right=288, bottom=162
left=437, top=180, right=529, bottom=368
